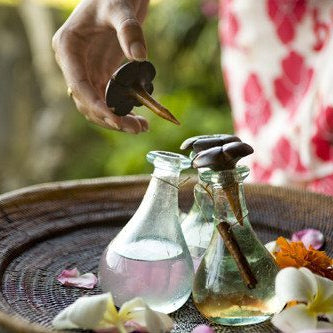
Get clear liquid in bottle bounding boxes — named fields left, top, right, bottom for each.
left=99, top=238, right=192, bottom=313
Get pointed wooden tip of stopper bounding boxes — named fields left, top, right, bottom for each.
left=131, top=85, right=180, bottom=126
left=167, top=113, right=181, bottom=126
left=155, top=108, right=180, bottom=125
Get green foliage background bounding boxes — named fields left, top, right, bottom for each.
left=56, top=0, right=233, bottom=179
left=0, top=0, right=233, bottom=192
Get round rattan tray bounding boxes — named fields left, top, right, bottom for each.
left=0, top=175, right=333, bottom=333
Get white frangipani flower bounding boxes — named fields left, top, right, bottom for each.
left=52, top=293, right=173, bottom=333
left=272, top=267, right=333, bottom=333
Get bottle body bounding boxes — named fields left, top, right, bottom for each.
left=192, top=166, right=280, bottom=325
left=98, top=151, right=194, bottom=313
left=193, top=225, right=279, bottom=325
left=181, top=180, right=214, bottom=270
left=99, top=237, right=193, bottom=313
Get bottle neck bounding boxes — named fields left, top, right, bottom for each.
left=211, top=183, right=248, bottom=225
left=143, top=165, right=181, bottom=206
left=197, top=167, right=209, bottom=186
left=141, top=151, right=190, bottom=212
left=152, top=166, right=181, bottom=187
left=200, top=166, right=250, bottom=226
left=192, top=169, right=213, bottom=213
left=129, top=165, right=181, bottom=231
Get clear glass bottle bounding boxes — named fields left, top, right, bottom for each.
left=192, top=166, right=280, bottom=326
left=181, top=166, right=214, bottom=271
left=98, top=151, right=194, bottom=314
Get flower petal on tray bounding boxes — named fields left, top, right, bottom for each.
left=57, top=267, right=97, bottom=289
left=275, top=267, right=317, bottom=305
left=299, top=328, right=333, bottom=333
left=272, top=267, right=333, bottom=332
left=53, top=293, right=109, bottom=329
left=143, top=303, right=174, bottom=333
left=272, top=303, right=317, bottom=332
left=292, top=229, right=325, bottom=250
left=191, top=324, right=215, bottom=333
left=53, top=292, right=174, bottom=332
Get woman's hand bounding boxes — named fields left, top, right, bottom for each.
left=52, top=0, right=149, bottom=133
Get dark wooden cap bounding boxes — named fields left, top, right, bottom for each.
left=192, top=142, right=254, bottom=170
left=180, top=134, right=241, bottom=151
left=105, top=61, right=180, bottom=125
left=105, top=61, right=155, bottom=116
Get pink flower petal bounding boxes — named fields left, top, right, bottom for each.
left=57, top=268, right=97, bottom=289
left=291, top=229, right=324, bottom=250
left=125, top=320, right=149, bottom=332
left=299, top=327, right=333, bottom=333
left=95, top=322, right=149, bottom=333
left=192, top=324, right=215, bottom=333
left=58, top=268, right=80, bottom=279
left=94, top=329, right=120, bottom=333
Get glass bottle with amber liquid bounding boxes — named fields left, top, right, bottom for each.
left=192, top=166, right=280, bottom=326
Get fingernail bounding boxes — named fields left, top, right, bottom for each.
left=104, top=118, right=121, bottom=130
left=122, top=125, right=138, bottom=134
left=142, top=123, right=149, bottom=132
left=129, top=41, right=146, bottom=61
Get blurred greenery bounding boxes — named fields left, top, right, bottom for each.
left=0, top=0, right=233, bottom=192
left=64, top=0, right=232, bottom=178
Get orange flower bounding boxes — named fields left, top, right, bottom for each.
left=275, top=237, right=333, bottom=280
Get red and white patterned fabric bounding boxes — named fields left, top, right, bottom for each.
left=219, top=0, right=333, bottom=195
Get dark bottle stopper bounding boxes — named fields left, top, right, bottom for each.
left=180, top=134, right=241, bottom=151
left=192, top=142, right=254, bottom=170
left=192, top=136, right=241, bottom=153
left=105, top=61, right=180, bottom=125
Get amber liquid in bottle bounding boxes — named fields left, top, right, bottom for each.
left=196, top=294, right=273, bottom=319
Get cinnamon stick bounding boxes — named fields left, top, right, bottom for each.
left=217, top=221, right=257, bottom=289
left=223, top=182, right=244, bottom=225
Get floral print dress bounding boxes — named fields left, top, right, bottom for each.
left=219, top=0, right=333, bottom=195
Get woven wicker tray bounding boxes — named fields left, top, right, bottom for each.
left=0, top=175, right=333, bottom=333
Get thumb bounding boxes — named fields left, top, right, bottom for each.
left=107, top=1, right=147, bottom=61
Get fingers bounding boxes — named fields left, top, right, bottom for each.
left=119, top=113, right=149, bottom=133
left=70, top=80, right=149, bottom=133
left=102, top=0, right=147, bottom=60
left=98, top=113, right=149, bottom=134
left=71, top=84, right=149, bottom=134
left=70, top=79, right=122, bottom=128
left=128, top=113, right=149, bottom=132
